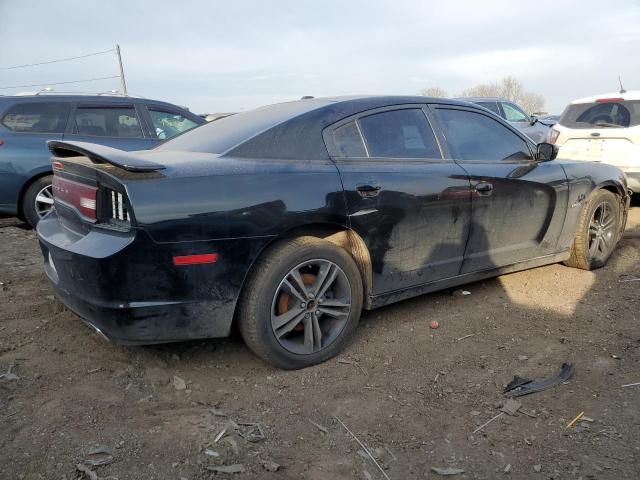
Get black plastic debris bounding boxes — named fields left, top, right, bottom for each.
left=504, top=362, right=575, bottom=397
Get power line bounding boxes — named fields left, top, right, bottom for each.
left=0, top=75, right=120, bottom=90
left=0, top=48, right=115, bottom=71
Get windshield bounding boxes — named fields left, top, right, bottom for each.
left=559, top=100, right=640, bottom=129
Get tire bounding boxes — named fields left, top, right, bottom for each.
left=237, top=236, right=363, bottom=369
left=22, top=175, right=54, bottom=228
left=564, top=189, right=621, bottom=270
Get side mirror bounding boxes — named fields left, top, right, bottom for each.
left=537, top=142, right=558, bottom=161
left=529, top=115, right=538, bottom=126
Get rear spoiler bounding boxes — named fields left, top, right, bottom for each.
left=47, top=140, right=166, bottom=172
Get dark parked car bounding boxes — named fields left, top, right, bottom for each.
left=37, top=96, right=630, bottom=369
left=457, top=96, right=555, bottom=143
left=0, top=93, right=205, bottom=226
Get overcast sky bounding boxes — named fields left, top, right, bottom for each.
left=1, top=0, right=639, bottom=114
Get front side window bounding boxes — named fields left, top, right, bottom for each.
left=148, top=109, right=199, bottom=140
left=358, top=109, right=440, bottom=159
left=1, top=102, right=70, bottom=133
left=73, top=107, right=143, bottom=138
left=502, top=103, right=530, bottom=122
left=435, top=108, right=532, bottom=161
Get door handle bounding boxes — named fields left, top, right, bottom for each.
left=475, top=182, right=493, bottom=196
left=356, top=184, right=382, bottom=198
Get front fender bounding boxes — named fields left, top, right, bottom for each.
left=556, top=160, right=629, bottom=249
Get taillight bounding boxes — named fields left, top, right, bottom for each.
left=106, top=188, right=131, bottom=223
left=52, top=176, right=97, bottom=220
left=596, top=98, right=624, bottom=103
left=547, top=128, right=560, bottom=144
left=0, top=140, right=4, bottom=146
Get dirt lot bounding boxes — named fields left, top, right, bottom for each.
left=1, top=206, right=639, bottom=480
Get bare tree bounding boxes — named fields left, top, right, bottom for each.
left=459, top=76, right=545, bottom=114
left=420, top=87, right=448, bottom=98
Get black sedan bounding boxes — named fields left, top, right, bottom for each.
left=37, top=96, right=631, bottom=369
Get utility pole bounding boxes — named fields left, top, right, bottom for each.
left=115, top=44, right=128, bottom=96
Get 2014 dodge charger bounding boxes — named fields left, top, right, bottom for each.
left=37, top=96, right=630, bottom=369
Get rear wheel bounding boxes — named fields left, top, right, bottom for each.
left=237, top=236, right=363, bottom=369
left=22, top=175, right=54, bottom=228
left=564, top=189, right=621, bottom=270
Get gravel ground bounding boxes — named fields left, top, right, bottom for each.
left=1, top=206, right=639, bottom=480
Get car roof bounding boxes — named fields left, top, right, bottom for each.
left=0, top=93, right=186, bottom=110
left=570, top=91, right=640, bottom=104
left=453, top=96, right=508, bottom=103
left=158, top=95, right=484, bottom=160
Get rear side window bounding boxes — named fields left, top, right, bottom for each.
left=332, top=121, right=366, bottom=157
left=148, top=108, right=200, bottom=139
left=1, top=102, right=70, bottom=133
left=73, top=107, right=143, bottom=138
left=358, top=109, right=440, bottom=159
left=477, top=101, right=501, bottom=116
left=435, top=108, right=532, bottom=161
left=559, top=100, right=640, bottom=128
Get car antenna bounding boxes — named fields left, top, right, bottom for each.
left=618, top=76, right=626, bottom=94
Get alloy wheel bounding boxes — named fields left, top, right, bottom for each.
left=588, top=201, right=616, bottom=260
left=35, top=184, right=54, bottom=218
left=270, top=259, right=352, bottom=355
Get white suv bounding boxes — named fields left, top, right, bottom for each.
left=548, top=91, right=640, bottom=193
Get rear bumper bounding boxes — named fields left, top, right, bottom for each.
left=37, top=211, right=270, bottom=344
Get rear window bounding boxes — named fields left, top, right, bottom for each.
left=156, top=100, right=327, bottom=154
left=559, top=100, right=640, bottom=129
left=1, top=102, right=70, bottom=133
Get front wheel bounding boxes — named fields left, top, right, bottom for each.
left=237, top=236, right=363, bottom=369
left=564, top=189, right=621, bottom=270
left=22, top=175, right=54, bottom=228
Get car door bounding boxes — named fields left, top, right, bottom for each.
left=431, top=105, right=569, bottom=274
left=63, top=103, right=156, bottom=151
left=325, top=105, right=472, bottom=295
left=0, top=101, right=70, bottom=212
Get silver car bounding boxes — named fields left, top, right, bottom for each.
left=457, top=97, right=554, bottom=143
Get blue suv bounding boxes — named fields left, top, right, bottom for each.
left=0, top=94, right=205, bottom=226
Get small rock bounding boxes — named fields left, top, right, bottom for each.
left=470, top=410, right=481, bottom=416
left=533, top=464, right=542, bottom=472
left=261, top=460, right=280, bottom=472
left=501, top=399, right=522, bottom=416
left=206, top=464, right=245, bottom=474
left=504, top=464, right=511, bottom=474
left=172, top=354, right=180, bottom=361
left=518, top=355, right=529, bottom=361
left=453, top=289, right=471, bottom=297
left=84, top=445, right=113, bottom=466
left=173, top=375, right=187, bottom=391
left=204, top=449, right=219, bottom=457
left=431, top=466, right=465, bottom=475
